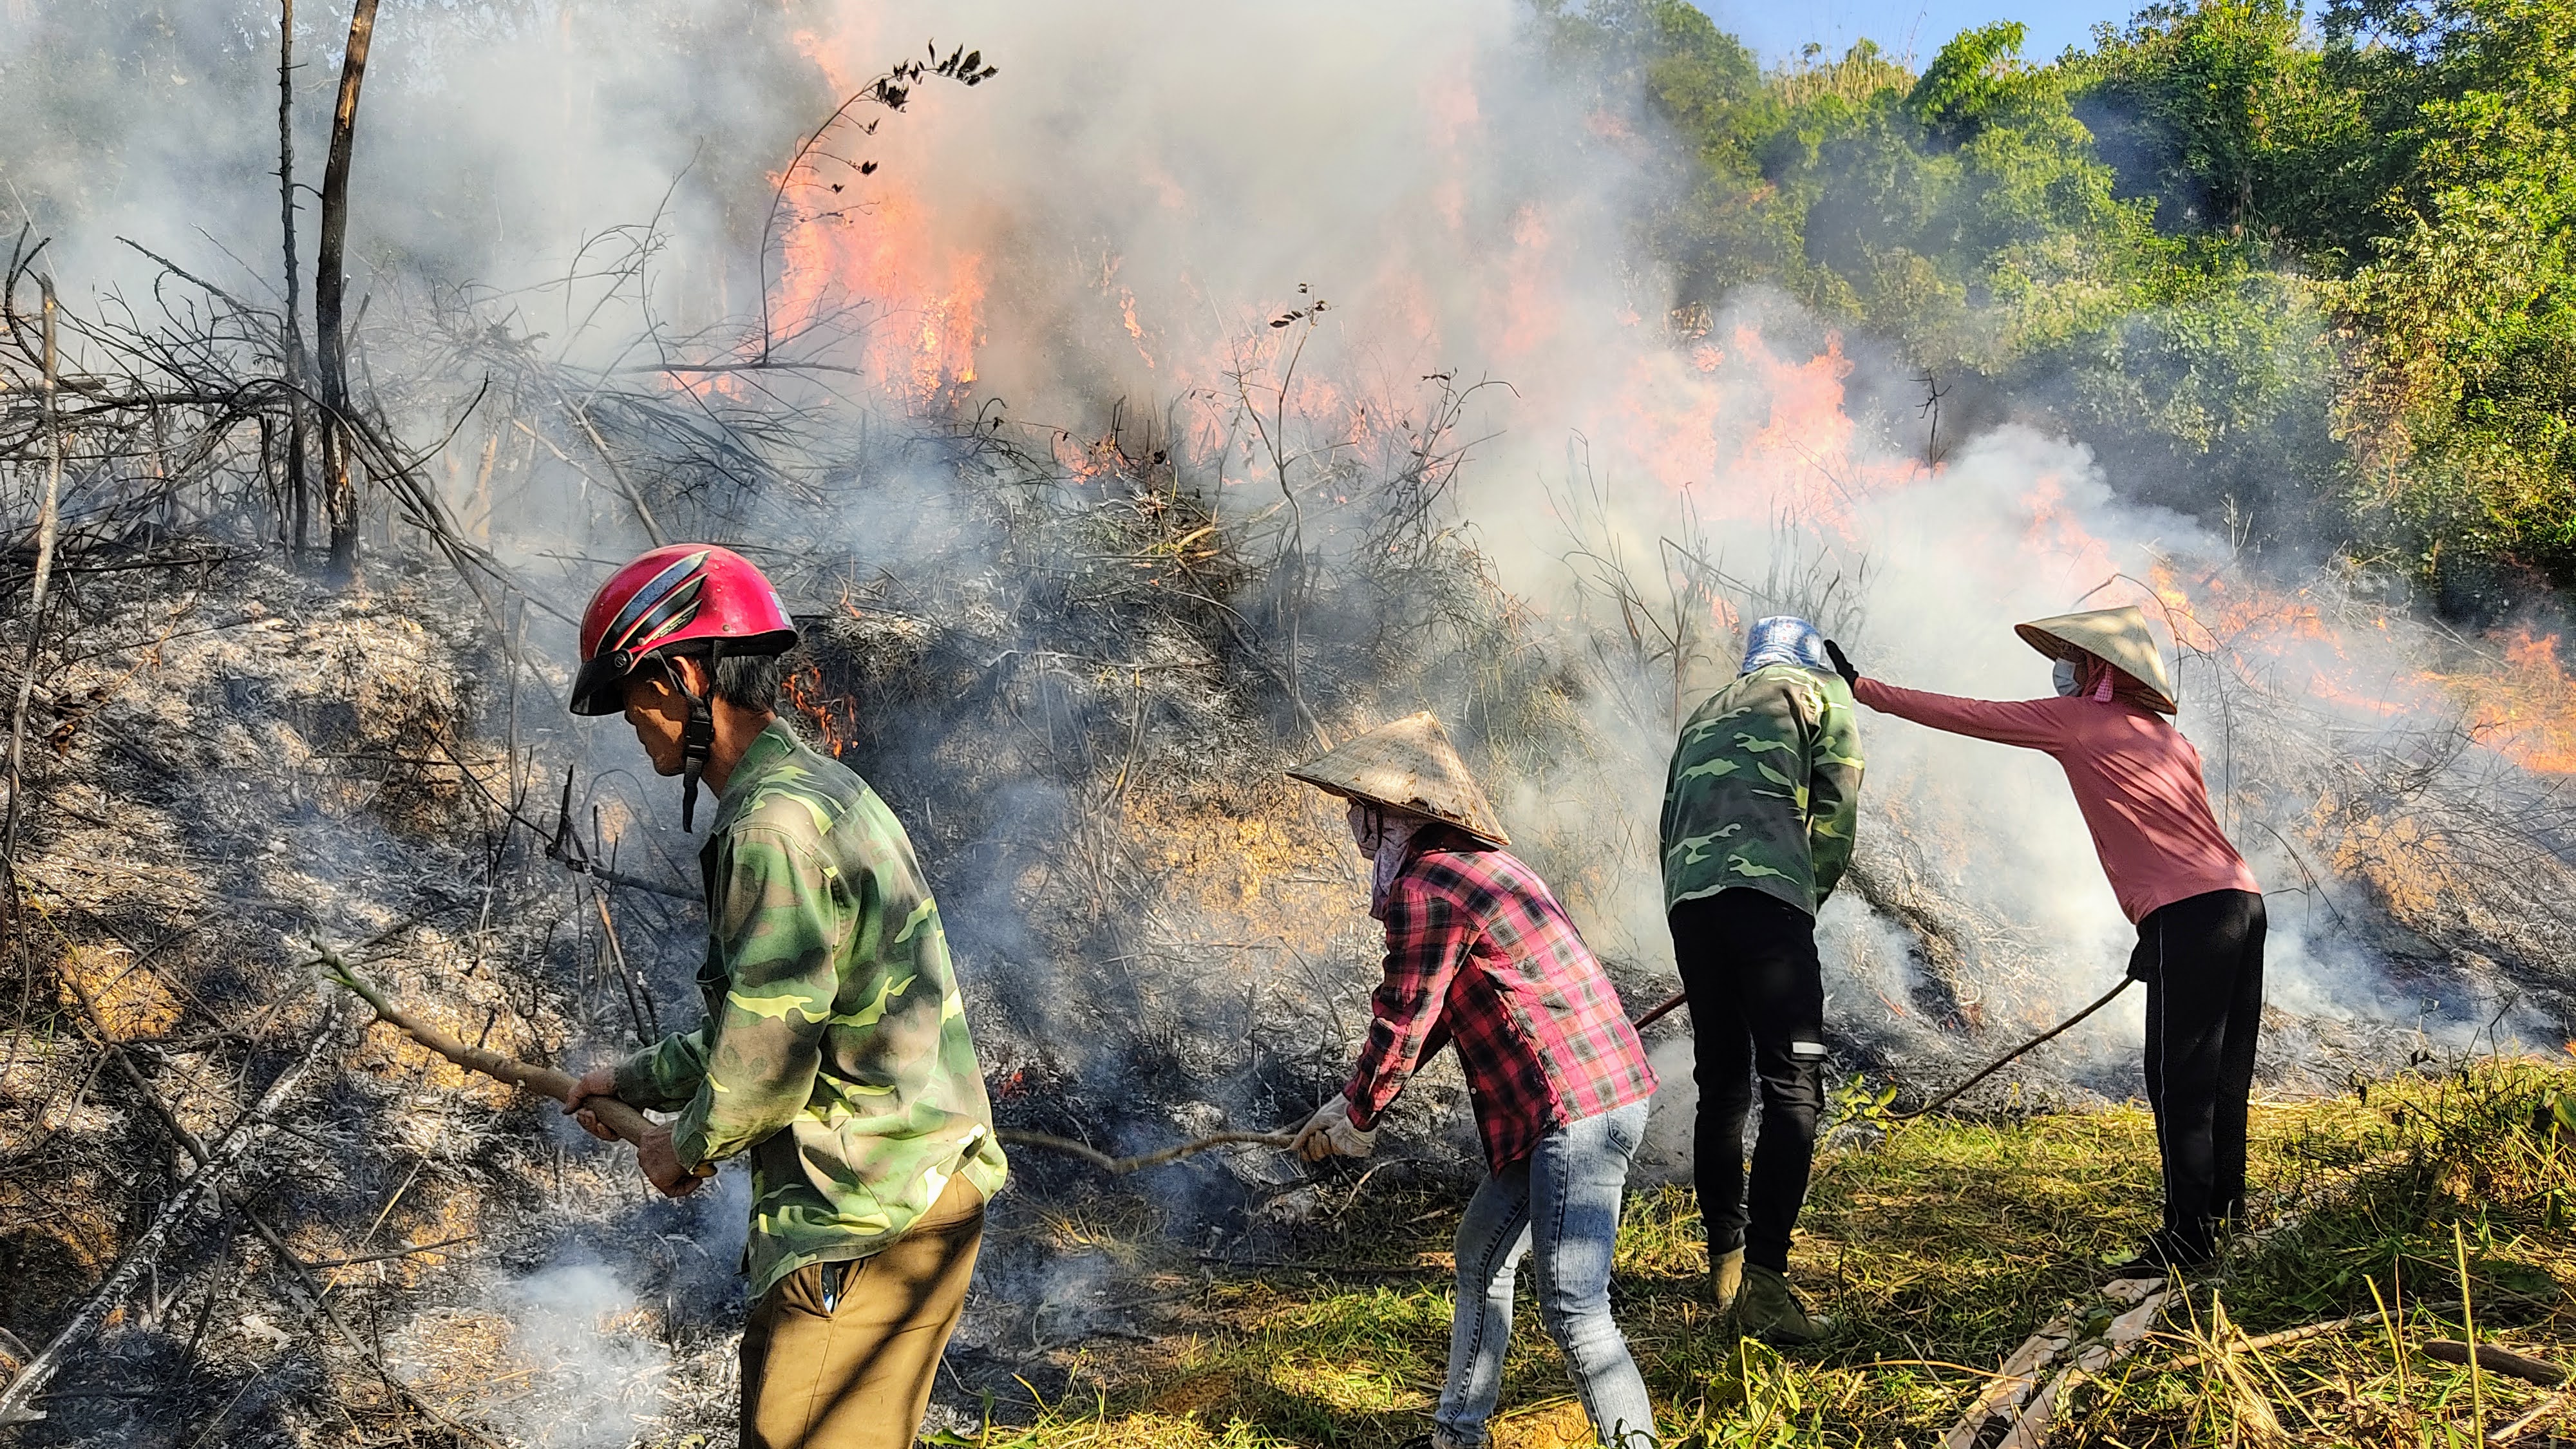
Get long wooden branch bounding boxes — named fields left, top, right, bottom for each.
left=996, top=1127, right=1298, bottom=1175
left=327, top=958, right=1296, bottom=1176
left=322, top=957, right=656, bottom=1146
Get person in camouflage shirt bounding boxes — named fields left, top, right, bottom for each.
left=561, top=544, right=1003, bottom=1449
left=1660, top=644, right=1862, bottom=918
left=1658, top=616, right=1861, bottom=1345
left=601, top=721, right=1008, bottom=1287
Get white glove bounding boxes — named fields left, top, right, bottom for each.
left=1292, top=1093, right=1376, bottom=1162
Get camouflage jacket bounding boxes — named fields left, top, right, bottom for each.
left=1660, top=665, right=1864, bottom=917
left=614, top=722, right=1006, bottom=1299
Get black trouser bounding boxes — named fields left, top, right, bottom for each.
left=1671, top=888, right=1828, bottom=1275
left=2130, top=888, right=2267, bottom=1250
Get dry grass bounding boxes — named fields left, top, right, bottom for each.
left=929, top=1058, right=2576, bottom=1448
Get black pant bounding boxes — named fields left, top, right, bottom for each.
left=1671, top=888, right=1827, bottom=1275
left=2130, top=888, right=2266, bottom=1249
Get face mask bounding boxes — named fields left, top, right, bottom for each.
left=2052, top=658, right=2080, bottom=697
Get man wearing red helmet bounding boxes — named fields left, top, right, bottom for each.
left=558, top=544, right=1007, bottom=1449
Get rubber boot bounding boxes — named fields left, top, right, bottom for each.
left=2107, top=1227, right=2214, bottom=1280
left=1710, top=1245, right=1746, bottom=1316
left=1735, top=1263, right=1833, bottom=1345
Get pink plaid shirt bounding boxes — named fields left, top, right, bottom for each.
left=1343, top=836, right=1658, bottom=1173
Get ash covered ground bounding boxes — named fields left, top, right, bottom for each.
left=2, top=484, right=2568, bottom=1444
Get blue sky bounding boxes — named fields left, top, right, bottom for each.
left=1693, top=1, right=2141, bottom=67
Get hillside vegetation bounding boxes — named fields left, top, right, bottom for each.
left=1544, top=0, right=2576, bottom=618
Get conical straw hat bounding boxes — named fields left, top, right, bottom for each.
left=2014, top=605, right=2178, bottom=714
left=1286, top=712, right=1510, bottom=846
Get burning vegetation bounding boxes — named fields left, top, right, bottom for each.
left=1, top=2, right=2574, bottom=1446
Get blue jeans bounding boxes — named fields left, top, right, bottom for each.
left=1436, top=1101, right=1658, bottom=1449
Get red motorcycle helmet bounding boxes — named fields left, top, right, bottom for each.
left=569, top=544, right=799, bottom=716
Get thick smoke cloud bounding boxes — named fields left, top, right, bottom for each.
left=6, top=0, right=2559, bottom=1219
left=15, top=0, right=2561, bottom=1073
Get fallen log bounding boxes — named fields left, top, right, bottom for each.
left=328, top=956, right=1296, bottom=1175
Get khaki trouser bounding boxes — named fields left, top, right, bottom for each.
left=739, top=1173, right=986, bottom=1449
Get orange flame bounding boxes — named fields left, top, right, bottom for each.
left=784, top=661, right=859, bottom=759
left=2441, top=629, right=2576, bottom=773
left=770, top=26, right=987, bottom=406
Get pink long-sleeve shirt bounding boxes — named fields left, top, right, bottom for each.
left=1852, top=677, right=2259, bottom=923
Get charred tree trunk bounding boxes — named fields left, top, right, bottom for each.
left=279, top=0, right=310, bottom=560
left=314, top=0, right=378, bottom=583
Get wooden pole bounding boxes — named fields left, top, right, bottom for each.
left=330, top=961, right=1301, bottom=1176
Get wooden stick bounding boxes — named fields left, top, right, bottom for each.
left=332, top=953, right=1296, bottom=1175
left=2164, top=1314, right=2363, bottom=1368
left=997, top=1127, right=1298, bottom=1175
left=1893, top=978, right=2135, bottom=1121
left=323, top=956, right=657, bottom=1146
left=1633, top=990, right=1687, bottom=1032
left=2425, top=1340, right=2567, bottom=1388
left=2491, top=1388, right=2568, bottom=1444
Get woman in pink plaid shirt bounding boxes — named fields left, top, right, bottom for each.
left=1287, top=714, right=1662, bottom=1449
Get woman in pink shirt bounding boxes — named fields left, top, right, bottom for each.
left=1823, top=607, right=2262, bottom=1274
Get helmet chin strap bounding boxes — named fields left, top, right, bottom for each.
left=674, top=641, right=723, bottom=831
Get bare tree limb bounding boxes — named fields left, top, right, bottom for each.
left=0, top=1012, right=341, bottom=1425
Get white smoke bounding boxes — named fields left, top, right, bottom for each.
left=8, top=0, right=2564, bottom=1358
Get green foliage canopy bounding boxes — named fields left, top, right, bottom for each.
left=1546, top=0, right=2576, bottom=613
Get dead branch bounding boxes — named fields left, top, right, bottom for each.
left=2425, top=1340, right=2568, bottom=1387
left=53, top=978, right=500, bottom=1444
left=0, top=1010, right=340, bottom=1425
left=322, top=954, right=658, bottom=1145
left=2162, top=1314, right=2363, bottom=1368
left=996, top=1127, right=1299, bottom=1175
left=1940, top=1278, right=2172, bottom=1449
left=2492, top=1388, right=2570, bottom=1445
